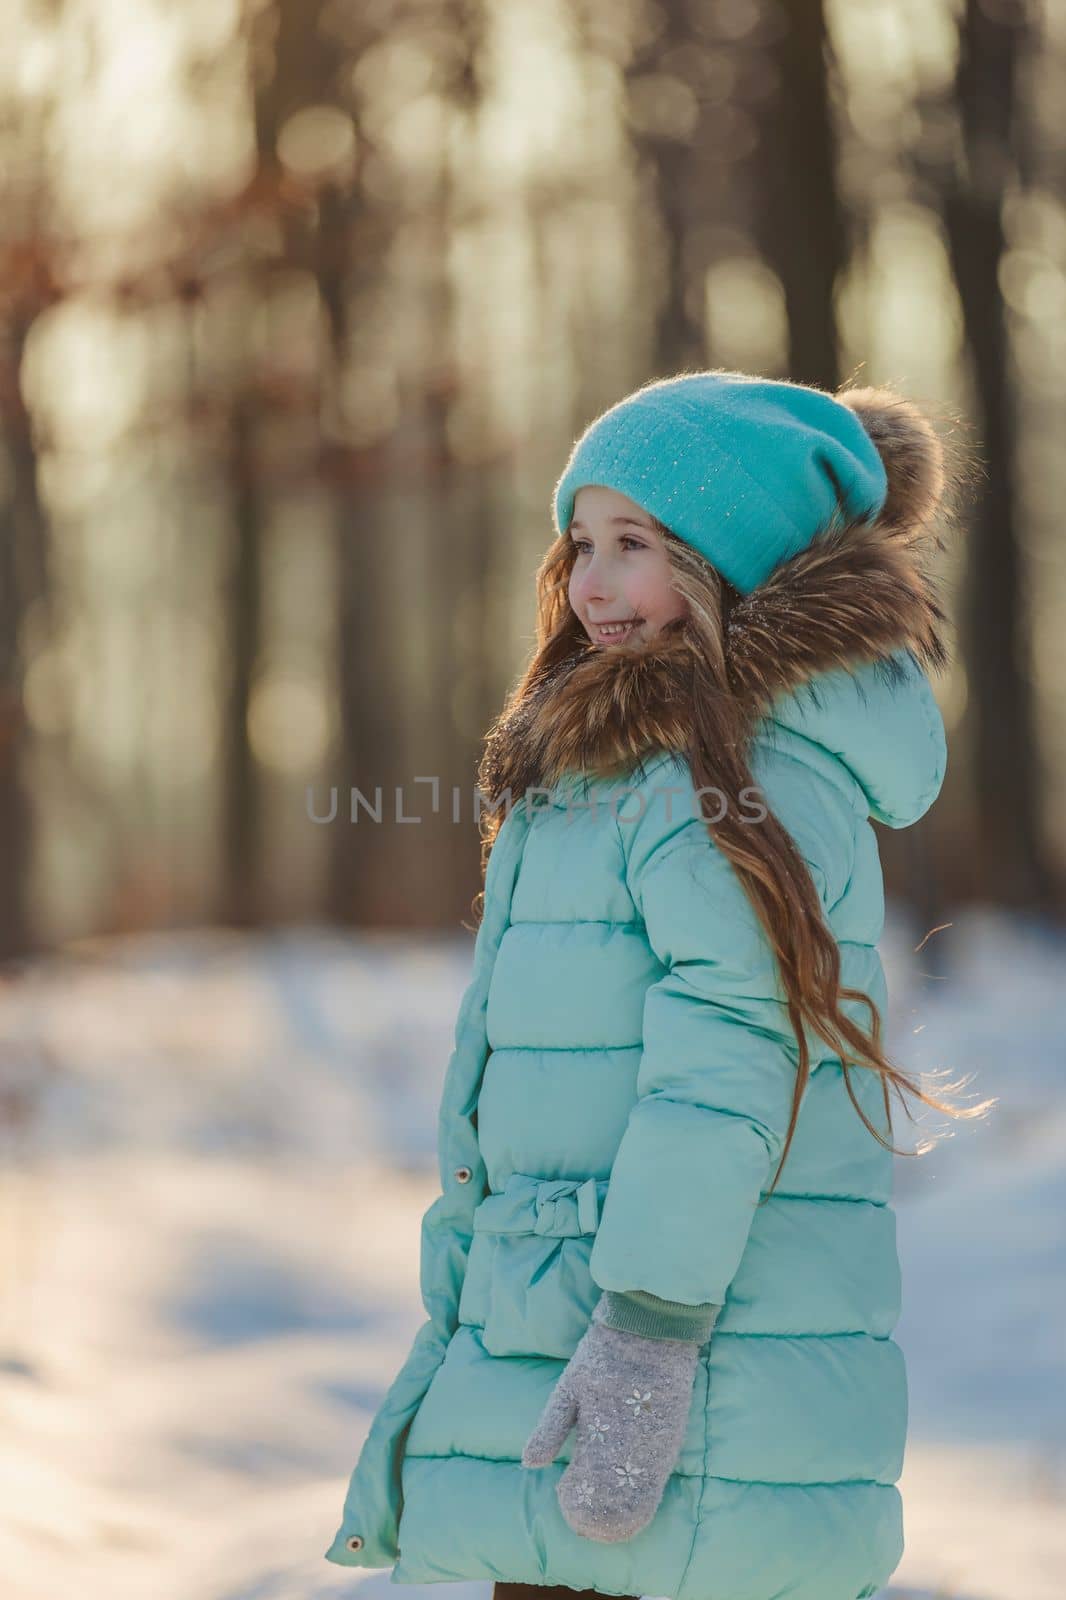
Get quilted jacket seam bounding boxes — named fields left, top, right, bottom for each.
left=638, top=1092, right=781, bottom=1162
left=829, top=810, right=860, bottom=917
left=676, top=1338, right=713, bottom=1599
left=402, top=1448, right=897, bottom=1491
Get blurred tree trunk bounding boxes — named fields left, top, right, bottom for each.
left=220, top=395, right=263, bottom=926
left=412, top=6, right=493, bottom=928
left=0, top=313, right=49, bottom=961
left=317, top=165, right=412, bottom=925
left=754, top=0, right=843, bottom=389
left=222, top=0, right=332, bottom=926
left=937, top=0, right=1053, bottom=908
left=620, top=2, right=707, bottom=371
left=329, top=470, right=409, bottom=925
left=327, top=0, right=492, bottom=928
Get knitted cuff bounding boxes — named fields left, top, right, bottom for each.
left=594, top=1288, right=721, bottom=1344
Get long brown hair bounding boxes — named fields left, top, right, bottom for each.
left=472, top=449, right=993, bottom=1199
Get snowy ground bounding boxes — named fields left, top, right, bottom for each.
left=0, top=906, right=1062, bottom=1600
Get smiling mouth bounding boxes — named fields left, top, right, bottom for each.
left=591, top=618, right=643, bottom=642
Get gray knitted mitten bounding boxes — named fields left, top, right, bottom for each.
left=521, top=1295, right=714, bottom=1543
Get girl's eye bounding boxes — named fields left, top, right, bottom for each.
left=571, top=535, right=646, bottom=554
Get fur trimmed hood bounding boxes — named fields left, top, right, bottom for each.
left=481, top=386, right=957, bottom=829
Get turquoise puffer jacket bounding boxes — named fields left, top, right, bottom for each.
left=325, top=642, right=946, bottom=1600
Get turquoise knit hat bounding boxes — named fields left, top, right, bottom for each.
left=552, top=370, right=889, bottom=595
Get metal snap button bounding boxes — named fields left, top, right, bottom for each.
left=346, top=1534, right=364, bottom=1552
left=454, top=1165, right=472, bottom=1183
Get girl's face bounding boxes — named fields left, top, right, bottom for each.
left=567, top=485, right=689, bottom=649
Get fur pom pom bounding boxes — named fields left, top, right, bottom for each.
left=836, top=385, right=945, bottom=532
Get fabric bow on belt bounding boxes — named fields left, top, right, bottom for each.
left=533, top=1177, right=601, bottom=1237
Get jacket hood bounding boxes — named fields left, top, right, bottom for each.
left=761, top=650, right=947, bottom=828
left=480, top=385, right=955, bottom=830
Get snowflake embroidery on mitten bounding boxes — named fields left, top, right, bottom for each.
left=622, top=1387, right=653, bottom=1416
left=613, top=1460, right=646, bottom=1489
left=586, top=1414, right=612, bottom=1446
left=574, top=1478, right=595, bottom=1508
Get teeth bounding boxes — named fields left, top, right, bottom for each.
left=597, top=621, right=635, bottom=637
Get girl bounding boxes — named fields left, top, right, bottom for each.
left=325, top=371, right=987, bottom=1600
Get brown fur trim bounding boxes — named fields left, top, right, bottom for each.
left=478, top=626, right=701, bottom=805
left=724, top=502, right=949, bottom=713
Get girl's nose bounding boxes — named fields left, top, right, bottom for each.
left=576, top=560, right=613, bottom=605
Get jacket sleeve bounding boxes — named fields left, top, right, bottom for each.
left=588, top=763, right=826, bottom=1311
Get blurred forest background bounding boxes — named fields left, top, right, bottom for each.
left=3, top=6, right=1066, bottom=1599
left=2, top=0, right=1064, bottom=955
